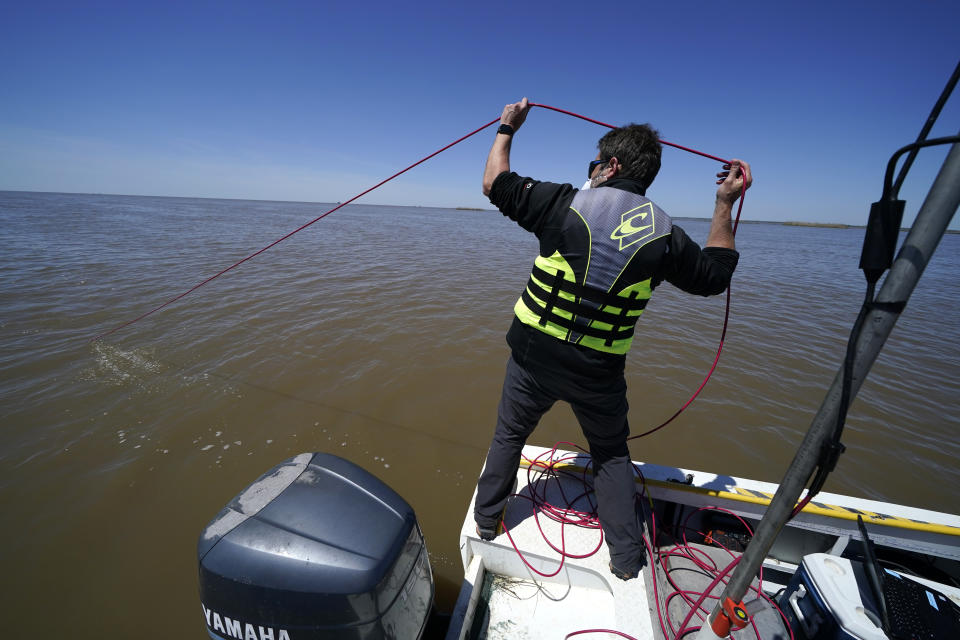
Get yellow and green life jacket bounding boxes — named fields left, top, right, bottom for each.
left=514, top=187, right=673, bottom=355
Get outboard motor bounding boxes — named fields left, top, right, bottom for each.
left=198, top=453, right=434, bottom=640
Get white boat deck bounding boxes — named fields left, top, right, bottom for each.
left=444, top=444, right=960, bottom=640
left=448, top=452, right=655, bottom=640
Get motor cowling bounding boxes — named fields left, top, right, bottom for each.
left=198, top=453, right=433, bottom=640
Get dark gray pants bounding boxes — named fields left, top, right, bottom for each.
left=474, top=355, right=644, bottom=574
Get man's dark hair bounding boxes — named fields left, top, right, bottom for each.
left=598, top=123, right=662, bottom=190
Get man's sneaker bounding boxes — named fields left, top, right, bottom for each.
left=476, top=521, right=500, bottom=541
left=609, top=561, right=638, bottom=581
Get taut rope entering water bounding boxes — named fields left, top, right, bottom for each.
left=91, top=103, right=744, bottom=342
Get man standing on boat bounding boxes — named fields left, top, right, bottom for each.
left=474, top=97, right=751, bottom=580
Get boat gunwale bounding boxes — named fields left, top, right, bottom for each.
left=518, top=445, right=960, bottom=537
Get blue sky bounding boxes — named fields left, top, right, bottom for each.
left=1, top=1, right=958, bottom=228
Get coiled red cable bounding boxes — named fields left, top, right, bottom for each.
left=510, top=477, right=793, bottom=638
left=511, top=447, right=792, bottom=640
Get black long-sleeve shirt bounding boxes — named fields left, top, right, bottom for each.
left=489, top=171, right=739, bottom=376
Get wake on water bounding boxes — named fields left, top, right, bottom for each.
left=82, top=341, right=240, bottom=398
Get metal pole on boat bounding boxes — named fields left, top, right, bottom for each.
left=695, top=138, right=960, bottom=640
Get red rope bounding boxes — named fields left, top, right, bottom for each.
left=630, top=286, right=734, bottom=441
left=90, top=116, right=500, bottom=341
left=91, top=103, right=739, bottom=341
left=513, top=447, right=794, bottom=640
left=530, top=103, right=732, bottom=164
left=529, top=102, right=748, bottom=439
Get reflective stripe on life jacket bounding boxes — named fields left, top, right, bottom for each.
left=513, top=187, right=673, bottom=354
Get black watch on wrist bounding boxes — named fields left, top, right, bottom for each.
left=497, top=124, right=515, bottom=136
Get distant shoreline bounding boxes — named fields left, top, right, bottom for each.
left=673, top=216, right=863, bottom=229
left=781, top=221, right=851, bottom=229
left=669, top=216, right=960, bottom=234
left=2, top=190, right=957, bottom=233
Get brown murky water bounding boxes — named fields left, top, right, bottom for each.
left=2, top=191, right=958, bottom=636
